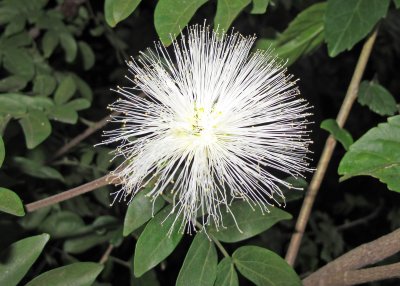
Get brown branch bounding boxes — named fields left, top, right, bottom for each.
left=311, top=262, right=400, bottom=286
left=51, top=112, right=119, bottom=161
left=285, top=29, right=379, bottom=266
left=99, top=244, right=114, bottom=264
left=303, top=228, right=400, bottom=285
left=25, top=174, right=120, bottom=212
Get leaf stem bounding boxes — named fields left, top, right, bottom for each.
left=194, top=221, right=230, bottom=258
left=285, top=28, right=379, bottom=266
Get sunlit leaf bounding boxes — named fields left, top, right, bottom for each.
left=0, top=187, right=25, bottom=216
left=134, top=206, right=183, bottom=277
left=338, top=115, right=400, bottom=192
left=208, top=200, right=292, bottom=243
left=358, top=81, right=397, bottom=116
left=19, top=110, right=52, bottom=149
left=214, top=0, right=250, bottom=32
left=154, top=0, right=208, bottom=46
left=233, top=246, right=301, bottom=286
left=0, top=234, right=49, bottom=286
left=321, top=119, right=354, bottom=150
left=325, top=0, right=390, bottom=57
left=25, top=262, right=103, bottom=286
left=176, top=232, right=218, bottom=286
left=215, top=257, right=239, bottom=286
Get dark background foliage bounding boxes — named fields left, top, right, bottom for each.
left=0, top=0, right=399, bottom=285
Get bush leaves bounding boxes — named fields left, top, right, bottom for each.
left=214, top=0, right=251, bottom=32
left=154, top=0, right=208, bottom=46
left=321, top=119, right=354, bottom=150
left=176, top=232, right=218, bottom=286
left=215, top=257, right=239, bottom=286
left=233, top=246, right=301, bottom=286
left=0, top=234, right=49, bottom=286
left=25, top=262, right=103, bottom=286
left=339, top=115, right=400, bottom=192
left=208, top=200, right=292, bottom=243
left=0, top=187, right=25, bottom=216
left=358, top=81, right=397, bottom=116
left=134, top=206, right=183, bottom=277
left=325, top=0, right=390, bottom=57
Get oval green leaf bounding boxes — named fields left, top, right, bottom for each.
left=33, top=74, right=57, bottom=96
left=215, top=257, right=239, bottom=286
left=233, top=246, right=301, bottom=286
left=19, top=110, right=52, bottom=149
left=208, top=201, right=292, bottom=243
left=250, top=0, right=270, bottom=14
left=0, top=234, right=50, bottom=286
left=214, top=0, right=250, bottom=32
left=338, top=115, right=400, bottom=192
left=39, top=211, right=85, bottom=239
left=78, top=41, right=95, bottom=70
left=358, top=81, right=397, bottom=116
left=54, top=76, right=77, bottom=105
left=176, top=232, right=218, bottom=286
left=59, top=32, right=77, bottom=63
left=123, top=190, right=165, bottom=236
left=3, top=48, right=34, bottom=80
left=321, top=118, right=354, bottom=150
left=154, top=0, right=208, bottom=46
left=104, top=0, right=141, bottom=27
left=134, top=206, right=183, bottom=277
left=0, top=187, right=25, bottom=216
left=25, top=262, right=103, bottom=286
left=325, top=0, right=390, bottom=57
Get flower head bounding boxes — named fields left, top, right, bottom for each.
left=103, top=24, right=312, bottom=232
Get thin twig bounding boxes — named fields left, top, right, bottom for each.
left=99, top=244, right=114, bottom=264
left=303, top=228, right=400, bottom=285
left=285, top=29, right=379, bottom=266
left=51, top=112, right=119, bottom=161
left=25, top=174, right=120, bottom=212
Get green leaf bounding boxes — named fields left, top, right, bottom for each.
left=257, top=2, right=325, bottom=66
left=59, top=33, right=77, bottom=63
left=39, top=211, right=85, bottom=239
left=71, top=74, right=93, bottom=101
left=123, top=190, right=165, bottom=236
left=25, top=262, right=103, bottom=286
left=154, top=0, right=208, bottom=46
left=321, top=119, right=354, bottom=150
left=64, top=98, right=91, bottom=111
left=208, top=200, right=292, bottom=243
left=358, top=81, right=397, bottom=116
left=0, top=93, right=27, bottom=116
left=0, top=187, right=25, bottom=216
left=13, top=157, right=64, bottom=181
left=233, top=246, right=301, bottom=286
left=19, top=110, right=51, bottom=149
left=394, top=0, right=400, bottom=9
left=19, top=207, right=51, bottom=230
left=104, top=0, right=141, bottom=27
left=0, top=234, right=49, bottom=286
left=0, top=135, right=4, bottom=168
left=54, top=76, right=77, bottom=105
left=48, top=105, right=78, bottom=124
left=325, top=0, right=390, bottom=57
left=134, top=206, right=183, bottom=277
left=33, top=74, right=57, bottom=96
left=176, top=232, right=218, bottom=286
left=250, top=0, right=270, bottom=14
left=214, top=0, right=251, bottom=32
left=338, top=115, right=400, bottom=192
left=0, top=75, right=28, bottom=92
left=42, top=30, right=59, bottom=58
left=215, top=257, right=239, bottom=286
left=78, top=41, right=95, bottom=70
left=277, top=177, right=307, bottom=203
left=4, top=17, right=25, bottom=36
left=3, top=48, right=34, bottom=80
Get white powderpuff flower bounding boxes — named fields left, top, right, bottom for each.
left=103, top=24, right=313, bottom=233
